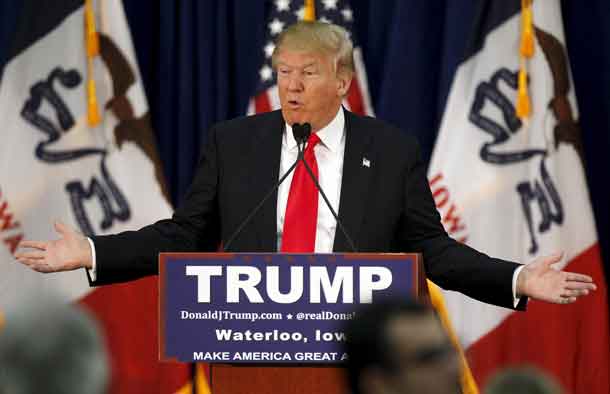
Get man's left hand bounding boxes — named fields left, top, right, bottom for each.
left=517, top=252, right=597, bottom=304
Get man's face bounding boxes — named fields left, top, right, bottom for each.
left=364, top=313, right=461, bottom=394
left=275, top=49, right=350, bottom=132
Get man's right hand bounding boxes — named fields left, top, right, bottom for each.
left=15, top=221, right=93, bottom=273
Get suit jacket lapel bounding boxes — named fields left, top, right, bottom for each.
left=250, top=110, right=284, bottom=252
left=333, top=110, right=373, bottom=252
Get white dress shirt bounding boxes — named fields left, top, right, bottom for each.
left=88, top=106, right=522, bottom=306
left=276, top=107, right=345, bottom=252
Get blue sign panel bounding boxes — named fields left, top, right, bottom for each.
left=160, top=253, right=418, bottom=364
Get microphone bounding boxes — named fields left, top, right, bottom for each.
left=292, top=122, right=311, bottom=152
left=295, top=123, right=357, bottom=252
left=222, top=122, right=358, bottom=253
left=222, top=123, right=307, bottom=252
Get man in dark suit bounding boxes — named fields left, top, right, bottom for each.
left=16, top=21, right=595, bottom=309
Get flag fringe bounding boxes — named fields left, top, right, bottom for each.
left=427, top=280, right=479, bottom=394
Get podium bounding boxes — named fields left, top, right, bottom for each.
left=159, top=253, right=428, bottom=394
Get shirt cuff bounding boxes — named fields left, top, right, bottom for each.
left=512, top=265, right=525, bottom=308
left=86, top=237, right=97, bottom=282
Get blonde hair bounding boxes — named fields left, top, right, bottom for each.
left=271, top=21, right=354, bottom=77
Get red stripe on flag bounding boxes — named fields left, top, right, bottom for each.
left=79, top=277, right=191, bottom=394
left=346, top=77, right=366, bottom=115
left=255, top=93, right=272, bottom=113
left=466, top=244, right=610, bottom=392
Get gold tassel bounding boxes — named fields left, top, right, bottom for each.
left=520, top=0, right=534, bottom=58
left=516, top=63, right=531, bottom=119
left=304, top=0, right=316, bottom=21
left=85, top=0, right=99, bottom=56
left=87, top=71, right=101, bottom=126
left=85, top=0, right=101, bottom=126
left=427, top=280, right=480, bottom=394
left=516, top=0, right=534, bottom=120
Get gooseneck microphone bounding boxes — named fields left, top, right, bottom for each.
left=222, top=122, right=357, bottom=253
left=293, top=123, right=357, bottom=253
left=292, top=122, right=310, bottom=148
left=222, top=123, right=308, bottom=252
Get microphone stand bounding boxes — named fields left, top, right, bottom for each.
left=222, top=123, right=358, bottom=253
left=222, top=124, right=307, bottom=252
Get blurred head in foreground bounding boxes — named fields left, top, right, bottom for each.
left=485, top=366, right=563, bottom=394
left=345, top=298, right=461, bottom=394
left=0, top=300, right=108, bottom=394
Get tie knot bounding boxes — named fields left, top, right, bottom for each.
left=306, top=133, right=321, bottom=151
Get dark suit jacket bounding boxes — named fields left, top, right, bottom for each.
left=91, top=109, right=524, bottom=309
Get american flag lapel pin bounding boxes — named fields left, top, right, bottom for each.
left=362, top=157, right=370, bottom=168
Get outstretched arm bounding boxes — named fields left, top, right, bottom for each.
left=16, top=221, right=92, bottom=272
left=15, top=125, right=222, bottom=284
left=517, top=252, right=596, bottom=304
left=401, top=136, right=596, bottom=307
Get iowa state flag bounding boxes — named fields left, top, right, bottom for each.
left=428, top=0, right=610, bottom=391
left=0, top=0, right=196, bottom=392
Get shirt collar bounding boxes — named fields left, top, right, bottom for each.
left=284, top=107, right=345, bottom=153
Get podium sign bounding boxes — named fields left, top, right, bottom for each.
left=160, top=253, right=419, bottom=364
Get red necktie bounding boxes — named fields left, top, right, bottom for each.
left=281, top=133, right=321, bottom=252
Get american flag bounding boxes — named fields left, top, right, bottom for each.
left=247, top=0, right=374, bottom=116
